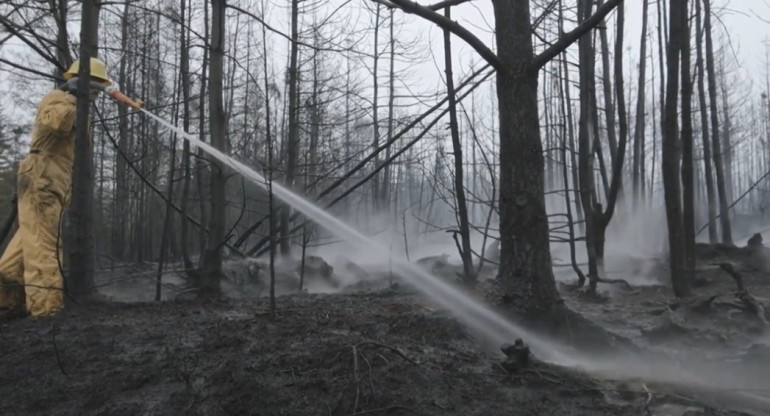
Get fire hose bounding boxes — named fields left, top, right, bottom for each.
left=0, top=80, right=142, bottom=247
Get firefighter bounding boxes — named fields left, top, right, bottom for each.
left=0, top=57, right=112, bottom=318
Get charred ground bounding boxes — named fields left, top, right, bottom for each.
left=1, top=242, right=768, bottom=416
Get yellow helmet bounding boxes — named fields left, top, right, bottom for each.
left=63, top=57, right=112, bottom=85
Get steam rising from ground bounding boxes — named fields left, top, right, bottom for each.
left=141, top=108, right=770, bottom=414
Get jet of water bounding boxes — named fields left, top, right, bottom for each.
left=140, top=108, right=770, bottom=414
left=139, top=108, right=571, bottom=361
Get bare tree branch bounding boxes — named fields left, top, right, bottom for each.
left=532, top=0, right=559, bottom=30
left=0, top=56, right=61, bottom=81
left=0, top=14, right=61, bottom=70
left=532, top=0, right=622, bottom=70
left=226, top=4, right=372, bottom=57
left=92, top=107, right=245, bottom=257
left=374, top=0, right=502, bottom=69
left=427, top=0, right=472, bottom=11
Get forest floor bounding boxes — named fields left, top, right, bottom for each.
left=1, top=243, right=770, bottom=415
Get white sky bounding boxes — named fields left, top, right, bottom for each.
left=2, top=0, right=770, bottom=132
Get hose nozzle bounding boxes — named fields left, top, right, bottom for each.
left=104, top=85, right=143, bottom=109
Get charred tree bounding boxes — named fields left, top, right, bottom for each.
left=51, top=0, right=72, bottom=71
left=443, top=6, right=474, bottom=284
left=598, top=1, right=618, bottom=163
left=383, top=10, right=396, bottom=210
left=261, top=17, right=277, bottom=313
left=199, top=0, right=227, bottom=298
left=372, top=3, right=382, bottom=210
left=704, top=0, right=733, bottom=245
left=662, top=0, right=690, bottom=298
left=196, top=0, right=210, bottom=258
left=280, top=0, right=301, bottom=256
left=632, top=0, right=649, bottom=204
left=113, top=1, right=130, bottom=259
left=68, top=0, right=102, bottom=300
left=695, top=0, right=717, bottom=243
left=383, top=0, right=620, bottom=313
left=179, top=0, right=194, bottom=269
left=557, top=1, right=584, bottom=234
left=576, top=0, right=629, bottom=293
left=576, top=0, right=602, bottom=290
left=680, top=0, right=696, bottom=289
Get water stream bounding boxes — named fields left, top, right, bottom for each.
left=141, top=108, right=770, bottom=414
left=140, top=108, right=570, bottom=361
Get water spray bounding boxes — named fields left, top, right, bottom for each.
left=127, top=103, right=770, bottom=414
left=137, top=108, right=565, bottom=357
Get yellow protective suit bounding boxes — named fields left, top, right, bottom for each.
left=0, top=89, right=79, bottom=317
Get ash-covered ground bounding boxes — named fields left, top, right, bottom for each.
left=1, top=239, right=769, bottom=415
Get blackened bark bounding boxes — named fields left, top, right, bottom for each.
left=281, top=0, right=300, bottom=255
left=557, top=1, right=583, bottom=235
left=492, top=0, right=560, bottom=311
left=558, top=40, right=586, bottom=285
left=179, top=0, right=194, bottom=269
left=113, top=1, right=130, bottom=260
left=52, top=0, right=72, bottom=74
left=383, top=10, right=396, bottom=208
left=598, top=0, right=618, bottom=162
left=196, top=0, right=210, bottom=258
left=632, top=0, right=649, bottom=204
left=261, top=21, right=277, bottom=313
left=69, top=0, right=101, bottom=300
left=595, top=0, right=628, bottom=272
left=200, top=0, right=226, bottom=298
left=654, top=0, right=666, bottom=198
left=156, top=112, right=178, bottom=301
left=704, top=0, right=732, bottom=245
left=309, top=36, right=320, bottom=193
left=662, top=0, right=689, bottom=298
left=718, top=56, right=734, bottom=208
left=372, top=4, right=382, bottom=210
left=576, top=0, right=629, bottom=292
left=577, top=0, right=600, bottom=290
left=443, top=6, right=474, bottom=284
left=695, top=0, right=717, bottom=243
left=680, top=0, right=696, bottom=289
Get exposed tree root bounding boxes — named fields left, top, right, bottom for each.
left=332, top=340, right=419, bottom=415
left=594, top=277, right=633, bottom=288
left=737, top=291, right=769, bottom=326
left=713, top=262, right=745, bottom=291
left=708, top=262, right=768, bottom=325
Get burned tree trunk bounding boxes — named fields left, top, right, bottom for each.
left=52, top=0, right=72, bottom=72
left=557, top=1, right=583, bottom=235
left=576, top=0, right=601, bottom=290
left=179, top=0, right=194, bottom=269
left=704, top=0, right=733, bottom=245
left=340, top=0, right=620, bottom=313
left=596, top=0, right=629, bottom=276
left=69, top=0, right=102, bottom=300
left=632, top=0, right=649, bottom=205
left=695, top=0, right=717, bottom=243
left=662, top=0, right=690, bottom=298
left=598, top=1, right=618, bottom=163
left=680, top=0, right=696, bottom=290
left=383, top=10, right=396, bottom=211
left=443, top=6, right=475, bottom=284
left=113, top=1, right=130, bottom=260
left=199, top=0, right=227, bottom=298
left=575, top=0, right=629, bottom=293
left=196, top=0, right=210, bottom=259
left=280, top=0, right=301, bottom=255
left=372, top=4, right=382, bottom=210
left=493, top=0, right=560, bottom=310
